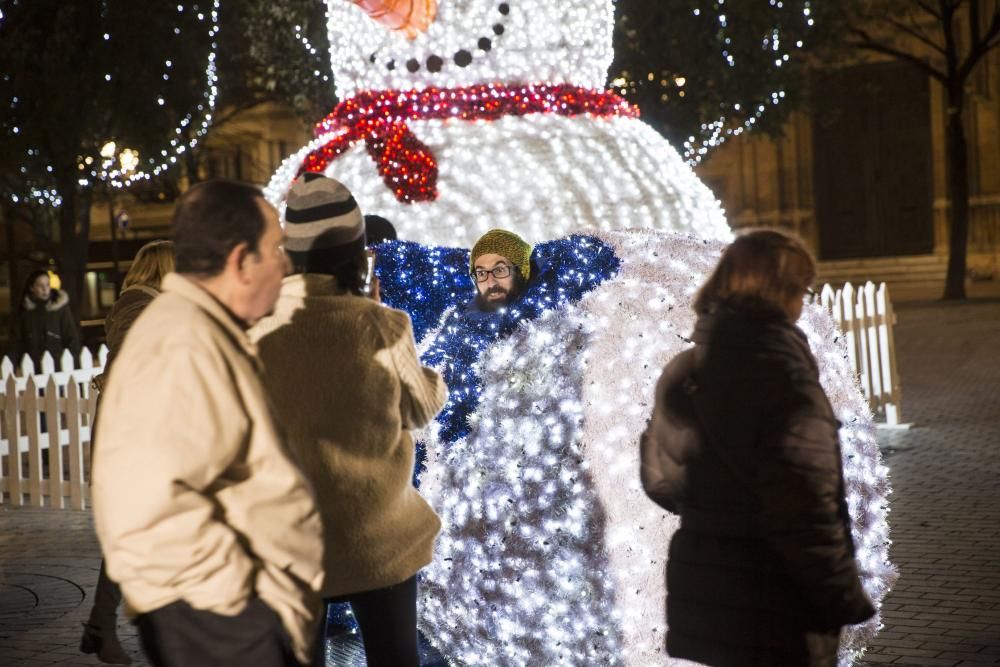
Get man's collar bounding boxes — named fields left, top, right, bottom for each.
left=161, top=273, right=259, bottom=358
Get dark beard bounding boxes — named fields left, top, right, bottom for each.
left=474, top=287, right=510, bottom=312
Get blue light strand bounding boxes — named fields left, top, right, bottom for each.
left=403, top=235, right=621, bottom=446
left=374, top=240, right=473, bottom=342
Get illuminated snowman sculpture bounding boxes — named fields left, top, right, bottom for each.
left=266, top=2, right=895, bottom=666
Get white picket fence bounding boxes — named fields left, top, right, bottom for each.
left=0, top=347, right=107, bottom=508
left=0, top=283, right=901, bottom=510
left=819, top=281, right=903, bottom=425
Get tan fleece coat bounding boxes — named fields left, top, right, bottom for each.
left=251, top=273, right=447, bottom=598
left=92, top=274, right=325, bottom=663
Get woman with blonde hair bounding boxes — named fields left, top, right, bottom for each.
left=640, top=229, right=874, bottom=666
left=81, top=239, right=174, bottom=665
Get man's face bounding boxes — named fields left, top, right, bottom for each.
left=29, top=274, right=51, bottom=301
left=473, top=253, right=517, bottom=309
left=243, top=199, right=289, bottom=324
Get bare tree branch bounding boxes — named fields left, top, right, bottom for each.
left=970, top=0, right=982, bottom=47
left=959, top=3, right=1000, bottom=81
left=847, top=28, right=948, bottom=81
left=915, top=0, right=943, bottom=20
left=879, top=14, right=947, bottom=54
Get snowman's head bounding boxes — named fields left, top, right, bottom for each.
left=327, top=0, right=615, bottom=99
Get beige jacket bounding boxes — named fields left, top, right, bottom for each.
left=92, top=273, right=325, bottom=662
left=251, top=274, right=447, bottom=597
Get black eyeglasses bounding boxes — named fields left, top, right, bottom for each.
left=471, top=264, right=515, bottom=283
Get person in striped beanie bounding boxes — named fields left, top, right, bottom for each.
left=283, top=171, right=370, bottom=291
left=252, top=173, right=448, bottom=667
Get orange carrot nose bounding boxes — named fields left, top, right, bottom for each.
left=351, top=0, right=438, bottom=40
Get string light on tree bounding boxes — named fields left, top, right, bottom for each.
left=0, top=0, right=220, bottom=207
left=96, top=0, right=221, bottom=188
left=611, top=0, right=816, bottom=164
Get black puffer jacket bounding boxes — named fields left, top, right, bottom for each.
left=15, top=289, right=81, bottom=368
left=640, top=305, right=875, bottom=667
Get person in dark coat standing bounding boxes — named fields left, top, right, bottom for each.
left=640, top=229, right=875, bottom=667
left=15, top=269, right=81, bottom=368
left=80, top=239, right=174, bottom=665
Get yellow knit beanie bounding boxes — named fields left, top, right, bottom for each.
left=470, top=229, right=533, bottom=280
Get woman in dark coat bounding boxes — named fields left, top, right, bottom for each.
left=80, top=240, right=174, bottom=665
left=640, top=230, right=875, bottom=667
left=15, top=269, right=81, bottom=368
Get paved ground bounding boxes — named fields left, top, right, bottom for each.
left=856, top=298, right=1000, bottom=667
left=0, top=298, right=998, bottom=666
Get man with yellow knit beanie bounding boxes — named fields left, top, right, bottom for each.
left=468, top=229, right=533, bottom=312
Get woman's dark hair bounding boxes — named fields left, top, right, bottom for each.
left=172, top=179, right=267, bottom=277
left=364, top=214, right=397, bottom=245
left=694, top=229, right=816, bottom=320
left=294, top=245, right=369, bottom=295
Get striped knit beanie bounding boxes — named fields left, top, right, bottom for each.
left=470, top=229, right=533, bottom=280
left=284, top=173, right=365, bottom=269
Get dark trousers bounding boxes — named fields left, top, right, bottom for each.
left=316, top=575, right=419, bottom=667
left=87, top=559, right=122, bottom=628
left=137, top=598, right=304, bottom=667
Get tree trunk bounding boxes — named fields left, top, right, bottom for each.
left=55, top=176, right=91, bottom=319
left=2, top=206, right=17, bottom=345
left=943, top=88, right=970, bottom=300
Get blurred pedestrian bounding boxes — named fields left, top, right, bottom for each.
left=14, top=268, right=81, bottom=368
left=92, top=179, right=324, bottom=667
left=80, top=239, right=174, bottom=665
left=252, top=173, right=447, bottom=667
left=640, top=229, right=875, bottom=666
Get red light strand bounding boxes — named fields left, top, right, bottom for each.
left=298, top=83, right=640, bottom=204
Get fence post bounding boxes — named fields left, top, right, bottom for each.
left=24, top=376, right=44, bottom=507
left=44, top=375, right=63, bottom=509
left=59, top=348, right=75, bottom=373
left=862, top=282, right=885, bottom=408
left=877, top=284, right=903, bottom=426
left=3, top=374, right=22, bottom=506
left=840, top=283, right=868, bottom=397
left=67, top=379, right=86, bottom=510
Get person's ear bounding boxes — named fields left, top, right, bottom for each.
left=225, top=242, right=253, bottom=283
